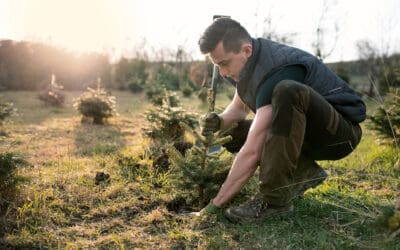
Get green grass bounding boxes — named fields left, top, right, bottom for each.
left=0, top=90, right=399, bottom=248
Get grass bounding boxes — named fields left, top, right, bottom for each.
left=0, top=90, right=399, bottom=248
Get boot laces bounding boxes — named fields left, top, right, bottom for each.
left=242, top=194, right=267, bottom=215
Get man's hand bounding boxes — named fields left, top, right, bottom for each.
left=191, top=200, right=223, bottom=217
left=200, top=112, right=223, bottom=136
left=200, top=200, right=222, bottom=215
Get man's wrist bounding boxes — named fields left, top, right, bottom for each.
left=204, top=199, right=221, bottom=214
left=212, top=197, right=223, bottom=207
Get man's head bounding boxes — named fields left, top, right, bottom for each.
left=199, top=18, right=252, bottom=81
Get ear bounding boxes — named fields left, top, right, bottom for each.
left=242, top=43, right=252, bottom=58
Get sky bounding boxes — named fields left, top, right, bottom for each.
left=0, top=0, right=399, bottom=63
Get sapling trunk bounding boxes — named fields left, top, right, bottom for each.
left=199, top=141, right=207, bottom=207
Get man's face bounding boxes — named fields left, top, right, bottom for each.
left=209, top=41, right=252, bottom=82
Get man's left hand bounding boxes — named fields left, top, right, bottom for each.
left=191, top=200, right=223, bottom=218
left=200, top=200, right=221, bottom=215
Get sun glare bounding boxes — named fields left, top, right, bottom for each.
left=5, top=0, right=139, bottom=54
left=1, top=0, right=399, bottom=62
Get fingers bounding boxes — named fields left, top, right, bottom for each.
left=205, top=112, right=219, bottom=122
left=200, top=112, right=221, bottom=136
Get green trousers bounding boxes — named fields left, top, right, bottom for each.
left=223, top=80, right=362, bottom=206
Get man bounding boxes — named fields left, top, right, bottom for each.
left=198, top=17, right=366, bottom=223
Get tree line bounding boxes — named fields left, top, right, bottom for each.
left=1, top=39, right=399, bottom=97
left=0, top=39, right=215, bottom=92
left=0, top=40, right=112, bottom=90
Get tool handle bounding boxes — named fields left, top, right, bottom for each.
left=209, top=15, right=230, bottom=112
left=210, top=65, right=218, bottom=112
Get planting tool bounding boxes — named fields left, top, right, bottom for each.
left=209, top=15, right=230, bottom=112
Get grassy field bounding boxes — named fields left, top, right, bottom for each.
left=0, top=90, right=399, bottom=249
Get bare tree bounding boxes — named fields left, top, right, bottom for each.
left=261, top=16, right=297, bottom=44
left=253, top=5, right=296, bottom=44
left=312, top=0, right=340, bottom=61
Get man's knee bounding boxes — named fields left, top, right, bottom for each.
left=272, top=80, right=310, bottom=110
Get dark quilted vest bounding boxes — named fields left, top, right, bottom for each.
left=225, top=38, right=366, bottom=123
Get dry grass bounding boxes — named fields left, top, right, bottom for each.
left=0, top=90, right=399, bottom=248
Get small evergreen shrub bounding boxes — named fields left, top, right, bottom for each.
left=127, top=59, right=148, bottom=93
left=128, top=80, right=144, bottom=93
left=143, top=93, right=197, bottom=143
left=73, top=79, right=116, bottom=124
left=145, top=84, right=166, bottom=106
left=0, top=101, right=16, bottom=125
left=142, top=91, right=198, bottom=172
left=153, top=66, right=180, bottom=90
left=38, top=74, right=65, bottom=107
left=368, top=87, right=400, bottom=141
left=181, top=84, right=193, bottom=97
left=379, top=66, right=400, bottom=94
left=167, top=122, right=235, bottom=208
left=0, top=152, right=27, bottom=212
left=166, top=89, right=237, bottom=208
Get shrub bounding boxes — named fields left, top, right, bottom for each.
left=128, top=59, right=148, bottom=93
left=153, top=65, right=180, bottom=91
left=0, top=152, right=27, bottom=212
left=142, top=91, right=198, bottom=173
left=73, top=80, right=116, bottom=124
left=143, top=92, right=197, bottom=143
left=0, top=101, right=16, bottom=125
left=167, top=122, right=235, bottom=208
left=181, top=84, right=193, bottom=97
left=115, top=58, right=148, bottom=91
left=38, top=74, right=65, bottom=107
left=145, top=84, right=167, bottom=106
left=368, top=87, right=400, bottom=141
left=127, top=78, right=144, bottom=93
left=378, top=65, right=400, bottom=94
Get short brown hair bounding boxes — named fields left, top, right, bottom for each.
left=198, top=18, right=251, bottom=54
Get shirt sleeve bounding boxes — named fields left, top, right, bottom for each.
left=256, top=65, right=307, bottom=109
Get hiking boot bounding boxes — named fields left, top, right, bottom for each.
left=224, top=194, right=293, bottom=223
left=295, top=167, right=328, bottom=198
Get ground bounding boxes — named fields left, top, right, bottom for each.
left=0, top=90, right=399, bottom=249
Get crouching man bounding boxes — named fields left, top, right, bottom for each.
left=198, top=18, right=366, bottom=222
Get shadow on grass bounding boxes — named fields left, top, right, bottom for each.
left=195, top=197, right=397, bottom=249
left=73, top=122, right=126, bottom=156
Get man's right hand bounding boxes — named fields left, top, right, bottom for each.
left=200, top=112, right=223, bottom=136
